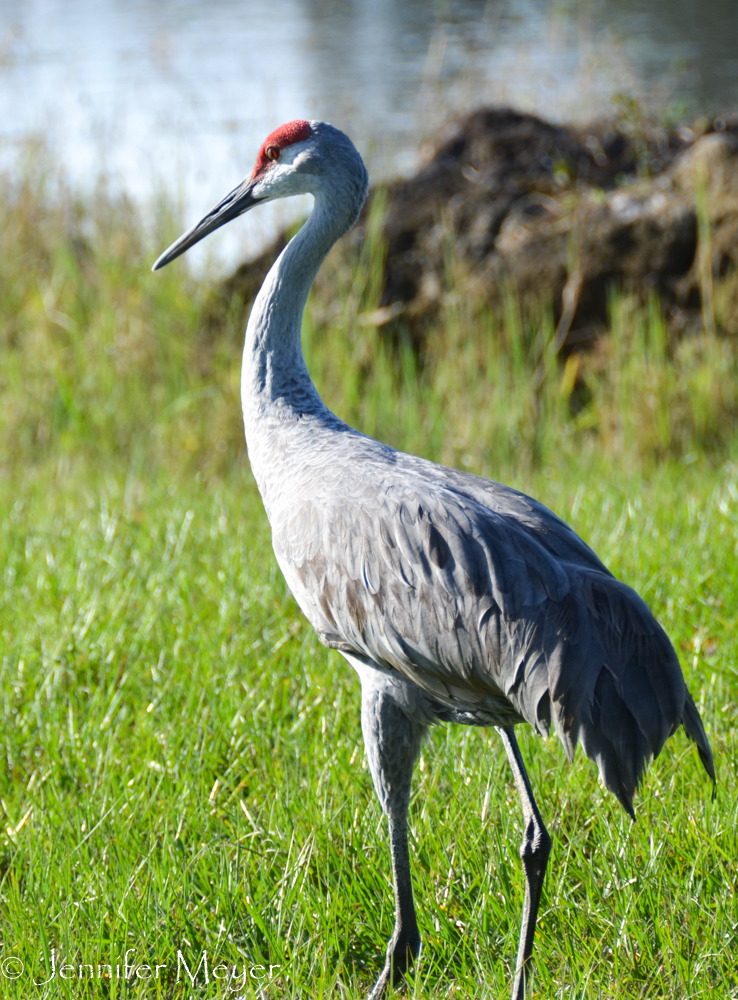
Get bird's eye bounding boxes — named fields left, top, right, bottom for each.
left=266, top=146, right=280, bottom=162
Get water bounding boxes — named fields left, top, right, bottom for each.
left=1, top=0, right=737, bottom=269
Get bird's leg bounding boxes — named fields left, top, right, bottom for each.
left=496, top=726, right=551, bottom=1000
left=369, top=800, right=419, bottom=1000
left=360, top=681, right=425, bottom=1000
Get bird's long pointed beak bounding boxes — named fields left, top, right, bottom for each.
left=152, top=176, right=262, bottom=271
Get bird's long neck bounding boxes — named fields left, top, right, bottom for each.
left=241, top=196, right=348, bottom=425
left=241, top=188, right=362, bottom=506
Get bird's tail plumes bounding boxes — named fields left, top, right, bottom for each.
left=576, top=673, right=715, bottom=818
left=541, top=571, right=715, bottom=817
left=682, top=688, right=716, bottom=789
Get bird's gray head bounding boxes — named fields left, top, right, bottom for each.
left=152, top=119, right=368, bottom=271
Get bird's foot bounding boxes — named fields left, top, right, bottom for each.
left=366, top=932, right=421, bottom=1000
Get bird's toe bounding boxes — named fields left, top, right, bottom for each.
left=366, top=932, right=420, bottom=999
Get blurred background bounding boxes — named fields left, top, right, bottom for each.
left=2, top=0, right=738, bottom=270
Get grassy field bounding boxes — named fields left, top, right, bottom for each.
left=0, top=157, right=737, bottom=998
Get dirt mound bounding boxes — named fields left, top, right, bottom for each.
left=218, top=107, right=738, bottom=345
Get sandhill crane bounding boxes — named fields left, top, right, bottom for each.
left=153, top=119, right=715, bottom=999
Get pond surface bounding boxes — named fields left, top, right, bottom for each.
left=1, top=0, right=737, bottom=267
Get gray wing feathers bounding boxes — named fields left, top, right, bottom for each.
left=277, top=466, right=713, bottom=815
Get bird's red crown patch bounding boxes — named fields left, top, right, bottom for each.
left=253, top=120, right=312, bottom=176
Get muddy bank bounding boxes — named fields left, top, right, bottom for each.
left=218, top=107, right=738, bottom=346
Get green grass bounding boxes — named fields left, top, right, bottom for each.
left=0, top=153, right=737, bottom=998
